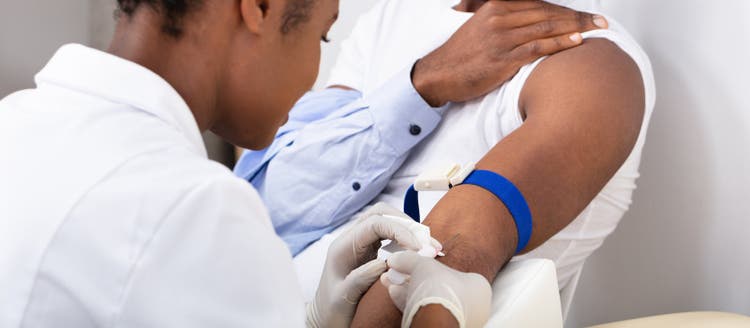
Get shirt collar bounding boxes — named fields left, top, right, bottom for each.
left=35, top=43, right=207, bottom=158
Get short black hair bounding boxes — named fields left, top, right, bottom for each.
left=116, top=0, right=315, bottom=38
left=280, top=0, right=314, bottom=34
left=116, top=0, right=200, bottom=38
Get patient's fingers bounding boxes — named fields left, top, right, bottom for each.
left=504, top=6, right=607, bottom=31
left=482, top=0, right=607, bottom=32
left=482, top=0, right=544, bottom=14
left=511, top=17, right=605, bottom=45
left=512, top=32, right=584, bottom=62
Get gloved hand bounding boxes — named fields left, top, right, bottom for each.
left=382, top=251, right=493, bottom=328
left=306, top=203, right=442, bottom=328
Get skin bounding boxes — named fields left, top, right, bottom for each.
left=108, top=0, right=339, bottom=150
left=350, top=4, right=646, bottom=328
left=409, top=0, right=609, bottom=107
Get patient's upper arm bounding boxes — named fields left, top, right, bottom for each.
left=521, top=37, right=645, bottom=142
left=422, top=37, right=647, bottom=277
left=503, top=37, right=646, bottom=246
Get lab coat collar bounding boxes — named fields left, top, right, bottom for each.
left=35, top=44, right=207, bottom=158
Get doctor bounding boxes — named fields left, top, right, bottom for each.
left=0, top=0, right=492, bottom=327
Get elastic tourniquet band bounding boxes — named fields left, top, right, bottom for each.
left=403, top=170, right=532, bottom=254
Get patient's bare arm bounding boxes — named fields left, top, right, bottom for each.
left=351, top=38, right=645, bottom=327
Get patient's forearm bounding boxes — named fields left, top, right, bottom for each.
left=350, top=293, right=458, bottom=328
left=351, top=282, right=400, bottom=328
left=351, top=187, right=518, bottom=327
left=422, top=185, right=518, bottom=279
left=412, top=305, right=460, bottom=328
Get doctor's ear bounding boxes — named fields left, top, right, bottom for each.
left=239, top=0, right=273, bottom=34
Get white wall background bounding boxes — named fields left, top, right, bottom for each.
left=0, top=0, right=232, bottom=165
left=0, top=1, right=90, bottom=97
left=0, top=0, right=370, bottom=96
left=2, top=0, right=748, bottom=326
left=314, top=0, right=378, bottom=89
left=567, top=1, right=750, bottom=326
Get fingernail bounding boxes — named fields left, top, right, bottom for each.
left=569, top=33, right=582, bottom=43
left=593, top=15, right=608, bottom=28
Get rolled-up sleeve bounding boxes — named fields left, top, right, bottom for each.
left=234, top=64, right=445, bottom=255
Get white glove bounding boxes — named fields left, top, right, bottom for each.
left=306, top=203, right=442, bottom=328
left=382, top=251, right=492, bottom=328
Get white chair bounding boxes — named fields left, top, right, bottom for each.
left=484, top=259, right=562, bottom=327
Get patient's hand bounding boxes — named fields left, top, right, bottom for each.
left=410, top=0, right=607, bottom=107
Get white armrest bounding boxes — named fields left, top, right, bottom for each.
left=485, top=259, right=563, bottom=327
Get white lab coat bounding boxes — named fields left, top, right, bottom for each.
left=0, top=44, right=306, bottom=327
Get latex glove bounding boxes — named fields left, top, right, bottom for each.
left=382, top=251, right=492, bottom=328
left=306, top=203, right=442, bottom=328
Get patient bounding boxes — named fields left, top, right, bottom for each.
left=236, top=0, right=654, bottom=325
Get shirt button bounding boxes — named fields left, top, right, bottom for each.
left=352, top=182, right=361, bottom=191
left=409, top=124, right=422, bottom=136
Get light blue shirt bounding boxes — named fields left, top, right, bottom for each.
left=234, top=66, right=444, bottom=255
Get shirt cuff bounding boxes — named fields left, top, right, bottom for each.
left=366, top=64, right=446, bottom=154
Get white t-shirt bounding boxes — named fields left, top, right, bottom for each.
left=318, top=0, right=655, bottom=313
left=0, top=45, right=305, bottom=327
